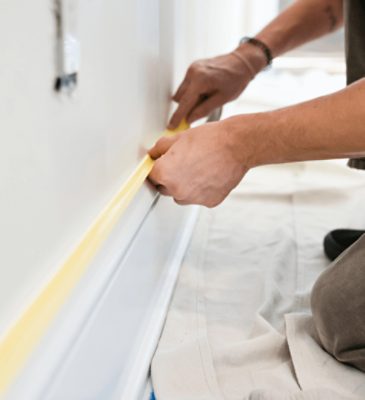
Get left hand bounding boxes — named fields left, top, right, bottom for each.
left=148, top=121, right=248, bottom=207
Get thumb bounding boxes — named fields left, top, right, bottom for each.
left=148, top=135, right=180, bottom=160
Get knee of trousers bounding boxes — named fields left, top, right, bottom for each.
left=311, top=234, right=365, bottom=372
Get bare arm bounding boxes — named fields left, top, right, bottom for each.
left=254, top=0, right=344, bottom=58
left=148, top=79, right=365, bottom=207
left=169, top=0, right=344, bottom=129
left=230, top=78, right=365, bottom=168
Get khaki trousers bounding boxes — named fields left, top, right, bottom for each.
left=311, top=234, right=365, bottom=372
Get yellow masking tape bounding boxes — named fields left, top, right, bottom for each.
left=0, top=119, right=189, bottom=395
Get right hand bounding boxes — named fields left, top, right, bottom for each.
left=149, top=120, right=250, bottom=207
left=168, top=46, right=265, bottom=129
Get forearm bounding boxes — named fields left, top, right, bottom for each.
left=238, top=0, right=344, bottom=71
left=257, top=0, right=343, bottom=57
left=227, top=78, right=365, bottom=167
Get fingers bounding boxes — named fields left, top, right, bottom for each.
left=172, top=67, right=193, bottom=102
left=149, top=183, right=172, bottom=197
left=187, top=93, right=222, bottom=124
left=157, top=185, right=172, bottom=197
left=148, top=159, right=175, bottom=197
left=148, top=135, right=179, bottom=160
left=168, top=87, right=200, bottom=130
left=173, top=78, right=190, bottom=102
left=149, top=158, right=224, bottom=208
left=174, top=199, right=190, bottom=206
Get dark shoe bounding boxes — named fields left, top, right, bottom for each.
left=323, top=229, right=365, bottom=261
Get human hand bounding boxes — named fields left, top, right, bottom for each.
left=168, top=45, right=266, bottom=129
left=148, top=120, right=250, bottom=207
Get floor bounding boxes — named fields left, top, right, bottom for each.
left=152, top=160, right=365, bottom=400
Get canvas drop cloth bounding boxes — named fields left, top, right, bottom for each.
left=151, top=161, right=365, bottom=400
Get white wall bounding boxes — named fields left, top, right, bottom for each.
left=0, top=0, right=283, bottom=335
left=0, top=0, right=176, bottom=334
left=173, top=0, right=245, bottom=82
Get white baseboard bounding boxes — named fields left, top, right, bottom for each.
left=6, top=184, right=198, bottom=400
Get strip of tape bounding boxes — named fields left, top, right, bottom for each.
left=0, top=119, right=189, bottom=395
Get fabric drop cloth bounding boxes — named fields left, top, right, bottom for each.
left=151, top=161, right=365, bottom=400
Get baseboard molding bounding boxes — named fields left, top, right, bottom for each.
left=6, top=186, right=198, bottom=399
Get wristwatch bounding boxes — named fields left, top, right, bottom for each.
left=239, top=36, right=273, bottom=67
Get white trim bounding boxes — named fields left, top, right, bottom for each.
left=7, top=190, right=198, bottom=399
left=5, top=183, right=159, bottom=399
left=116, top=207, right=199, bottom=400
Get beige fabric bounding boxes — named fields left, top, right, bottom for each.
left=247, top=388, right=354, bottom=400
left=311, top=234, right=365, bottom=372
left=151, top=161, right=365, bottom=400
left=285, top=314, right=364, bottom=399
